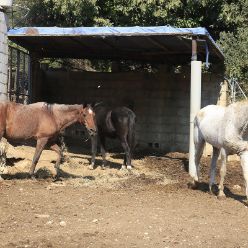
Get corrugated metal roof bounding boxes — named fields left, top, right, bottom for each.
left=8, top=26, right=224, bottom=63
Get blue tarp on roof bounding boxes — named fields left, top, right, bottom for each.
left=8, top=26, right=224, bottom=63
left=9, top=26, right=210, bottom=36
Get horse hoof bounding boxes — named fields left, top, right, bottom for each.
left=53, top=177, right=62, bottom=182
left=120, top=165, right=127, bottom=170
left=188, top=181, right=199, bottom=190
left=127, top=165, right=132, bottom=170
left=209, top=190, right=215, bottom=195
left=89, top=164, right=95, bottom=170
left=30, top=175, right=36, bottom=180
left=217, top=194, right=226, bottom=200
left=243, top=200, right=248, bottom=206
left=53, top=173, right=63, bottom=181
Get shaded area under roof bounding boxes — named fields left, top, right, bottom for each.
left=8, top=26, right=224, bottom=64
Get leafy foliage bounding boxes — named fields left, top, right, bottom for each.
left=217, top=0, right=248, bottom=84
left=219, top=28, right=248, bottom=84
left=10, top=0, right=248, bottom=86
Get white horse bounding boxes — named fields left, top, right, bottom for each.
left=191, top=101, right=248, bottom=200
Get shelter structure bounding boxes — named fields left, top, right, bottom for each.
left=7, top=26, right=225, bottom=177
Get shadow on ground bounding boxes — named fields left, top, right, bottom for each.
left=190, top=181, right=248, bottom=206
left=1, top=168, right=81, bottom=180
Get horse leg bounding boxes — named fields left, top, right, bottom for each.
left=191, top=136, right=205, bottom=189
left=50, top=143, right=63, bottom=179
left=90, top=135, right=97, bottom=170
left=120, top=137, right=131, bottom=170
left=99, top=135, right=107, bottom=169
left=0, top=134, right=6, bottom=180
left=240, top=151, right=248, bottom=202
left=127, top=119, right=136, bottom=170
left=209, top=147, right=220, bottom=194
left=218, top=148, right=227, bottom=199
left=29, top=137, right=48, bottom=178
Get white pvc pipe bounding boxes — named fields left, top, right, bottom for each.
left=0, top=11, right=9, bottom=101
left=189, top=60, right=202, bottom=178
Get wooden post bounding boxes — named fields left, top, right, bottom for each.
left=217, top=80, right=229, bottom=107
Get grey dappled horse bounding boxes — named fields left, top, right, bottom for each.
left=191, top=101, right=248, bottom=200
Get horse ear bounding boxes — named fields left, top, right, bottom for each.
left=83, top=102, right=88, bottom=108
left=93, top=101, right=103, bottom=107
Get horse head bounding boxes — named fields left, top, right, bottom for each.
left=79, top=104, right=97, bottom=136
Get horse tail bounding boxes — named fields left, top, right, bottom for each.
left=0, top=137, right=8, bottom=174
left=193, top=115, right=200, bottom=146
left=193, top=113, right=203, bottom=145
left=127, top=113, right=136, bottom=155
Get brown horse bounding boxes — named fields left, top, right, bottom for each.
left=0, top=101, right=97, bottom=179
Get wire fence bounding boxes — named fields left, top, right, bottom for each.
left=225, top=77, right=247, bottom=103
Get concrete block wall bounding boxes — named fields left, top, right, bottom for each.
left=39, top=68, right=222, bottom=152
left=0, top=11, right=8, bottom=101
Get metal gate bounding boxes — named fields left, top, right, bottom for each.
left=8, top=46, right=31, bottom=104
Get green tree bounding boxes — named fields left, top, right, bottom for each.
left=10, top=0, right=248, bottom=87
left=219, top=27, right=248, bottom=84
left=217, top=0, right=248, bottom=85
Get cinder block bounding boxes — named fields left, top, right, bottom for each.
left=39, top=69, right=222, bottom=152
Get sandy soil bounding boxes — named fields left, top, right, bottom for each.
left=1, top=144, right=248, bottom=248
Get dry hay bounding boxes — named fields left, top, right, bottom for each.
left=2, top=145, right=182, bottom=189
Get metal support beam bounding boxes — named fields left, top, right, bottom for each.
left=145, top=37, right=170, bottom=52
left=189, top=37, right=202, bottom=179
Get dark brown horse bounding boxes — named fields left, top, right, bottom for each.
left=90, top=104, right=136, bottom=170
left=0, top=101, right=97, bottom=179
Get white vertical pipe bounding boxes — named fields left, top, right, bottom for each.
left=189, top=60, right=202, bottom=178
left=0, top=5, right=12, bottom=178
left=0, top=9, right=10, bottom=101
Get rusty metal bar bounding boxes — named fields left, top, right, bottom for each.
left=7, top=46, right=13, bottom=100
left=27, top=54, right=32, bottom=103
left=191, top=36, right=197, bottom=61
left=15, top=49, right=20, bottom=102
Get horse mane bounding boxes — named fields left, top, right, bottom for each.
left=234, top=99, right=248, bottom=106
left=52, top=104, right=83, bottom=111
left=40, top=102, right=93, bottom=113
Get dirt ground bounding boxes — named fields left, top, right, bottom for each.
left=1, top=144, right=248, bottom=248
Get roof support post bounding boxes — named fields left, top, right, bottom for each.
left=0, top=8, right=10, bottom=101
left=189, top=36, right=202, bottom=180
